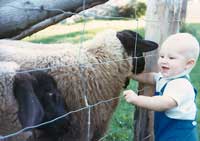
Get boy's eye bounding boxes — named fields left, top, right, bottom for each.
left=169, top=57, right=175, bottom=59
left=160, top=55, right=164, bottom=58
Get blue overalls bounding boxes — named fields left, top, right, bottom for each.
left=154, top=76, right=199, bottom=141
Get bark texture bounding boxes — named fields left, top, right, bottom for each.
left=0, top=0, right=108, bottom=39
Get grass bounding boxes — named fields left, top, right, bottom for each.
left=191, top=58, right=200, bottom=138
left=25, top=20, right=200, bottom=140
left=103, top=81, right=138, bottom=141
left=24, top=19, right=145, bottom=44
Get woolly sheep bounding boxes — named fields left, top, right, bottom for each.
left=0, top=30, right=158, bottom=141
left=13, top=71, right=68, bottom=141
left=0, top=63, right=68, bottom=141
left=0, top=61, right=32, bottom=141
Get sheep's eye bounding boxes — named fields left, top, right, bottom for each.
left=48, top=92, right=53, bottom=96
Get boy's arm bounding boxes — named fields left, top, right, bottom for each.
left=123, top=90, right=177, bottom=111
left=128, top=72, right=156, bottom=85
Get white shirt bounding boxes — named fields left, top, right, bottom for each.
left=154, top=73, right=197, bottom=120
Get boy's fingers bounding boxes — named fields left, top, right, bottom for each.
left=123, top=91, right=129, bottom=96
left=123, top=93, right=126, bottom=97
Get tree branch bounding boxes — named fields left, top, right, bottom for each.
left=12, top=12, right=72, bottom=40
left=0, top=0, right=108, bottom=39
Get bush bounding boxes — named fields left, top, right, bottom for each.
left=117, top=2, right=146, bottom=18
left=180, top=23, right=200, bottom=43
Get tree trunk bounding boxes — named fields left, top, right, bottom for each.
left=180, top=0, right=188, bottom=24
left=134, top=0, right=184, bottom=141
left=0, top=0, right=108, bottom=39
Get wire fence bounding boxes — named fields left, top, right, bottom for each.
left=0, top=0, right=200, bottom=140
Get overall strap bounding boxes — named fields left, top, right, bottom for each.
left=159, top=75, right=197, bottom=96
left=154, top=76, right=199, bottom=141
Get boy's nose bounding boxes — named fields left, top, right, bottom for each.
left=159, top=57, right=168, bottom=64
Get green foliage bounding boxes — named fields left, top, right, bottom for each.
left=104, top=97, right=134, bottom=141
left=104, top=80, right=138, bottom=141
left=180, top=23, right=200, bottom=43
left=25, top=23, right=145, bottom=44
left=117, top=2, right=147, bottom=18
left=190, top=58, right=200, bottom=138
left=135, top=2, right=147, bottom=18
left=27, top=31, right=94, bottom=44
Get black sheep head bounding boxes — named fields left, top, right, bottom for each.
left=14, top=71, right=69, bottom=139
left=116, top=30, right=158, bottom=74
left=30, top=71, right=68, bottom=136
left=14, top=73, right=45, bottom=128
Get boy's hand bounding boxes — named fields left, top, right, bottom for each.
left=123, top=90, right=138, bottom=104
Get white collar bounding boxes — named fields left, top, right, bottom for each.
left=160, top=69, right=191, bottom=80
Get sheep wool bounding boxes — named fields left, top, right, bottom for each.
left=0, top=62, right=32, bottom=141
left=0, top=30, right=132, bottom=141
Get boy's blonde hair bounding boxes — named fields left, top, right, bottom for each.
left=162, top=33, right=199, bottom=63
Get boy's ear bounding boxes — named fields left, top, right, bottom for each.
left=186, top=58, right=195, bottom=70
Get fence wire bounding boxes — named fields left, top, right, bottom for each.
left=0, top=0, right=200, bottom=141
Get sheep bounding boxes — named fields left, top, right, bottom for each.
left=13, top=71, right=68, bottom=141
left=0, top=63, right=68, bottom=141
left=0, top=61, right=32, bottom=141
left=0, top=29, right=158, bottom=141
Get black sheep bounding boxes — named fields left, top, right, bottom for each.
left=13, top=71, right=68, bottom=141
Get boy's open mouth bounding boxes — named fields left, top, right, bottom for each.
left=161, top=66, right=169, bottom=71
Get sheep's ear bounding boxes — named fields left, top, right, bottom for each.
left=117, top=30, right=158, bottom=55
left=117, top=30, right=136, bottom=56
left=137, top=40, right=158, bottom=53
left=14, top=73, right=44, bottom=128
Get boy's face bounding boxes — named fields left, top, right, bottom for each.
left=158, top=45, right=190, bottom=78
